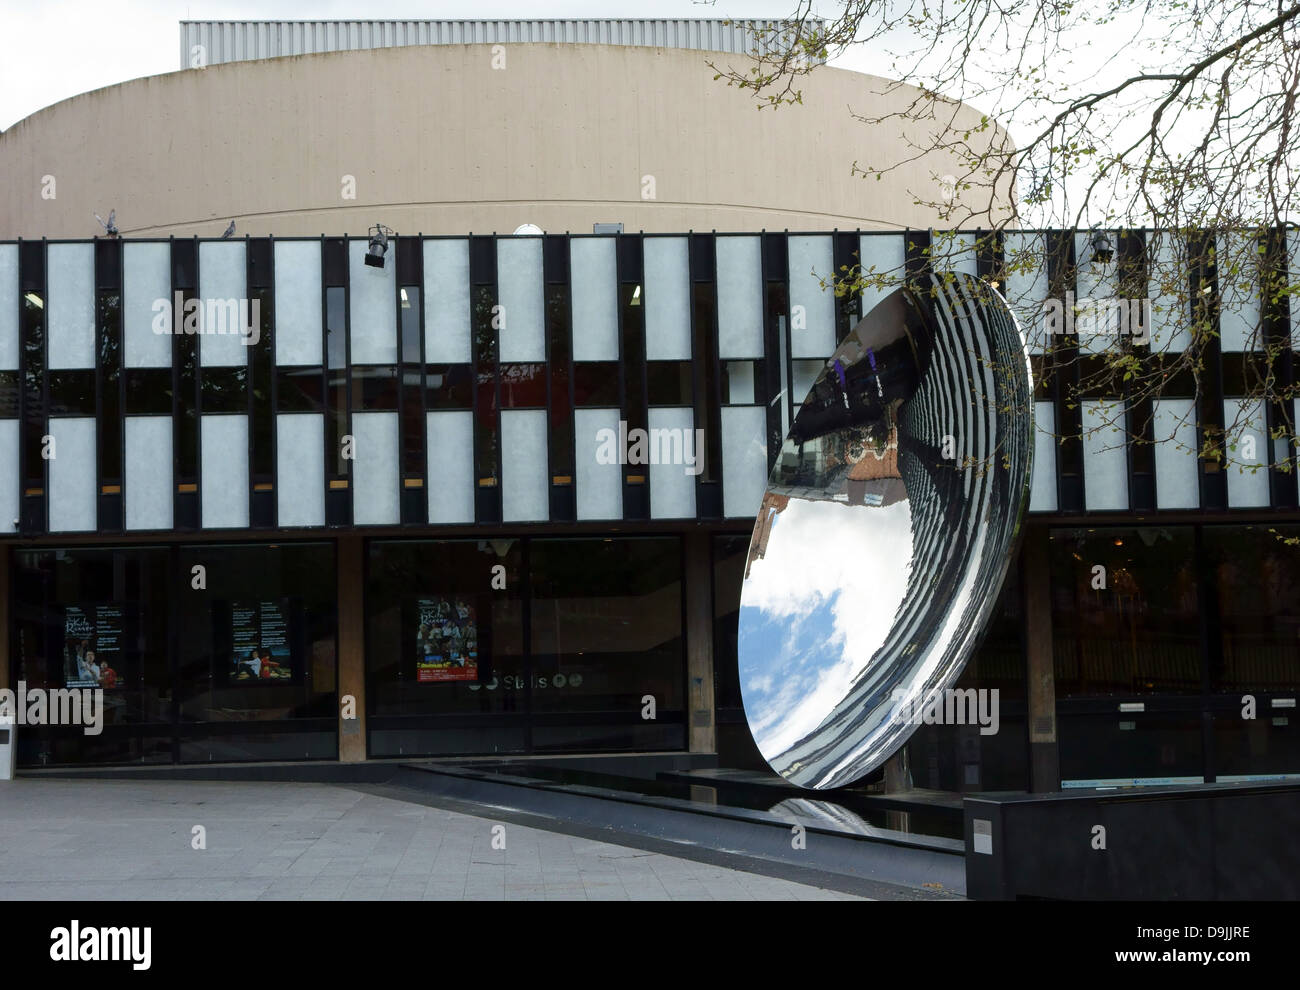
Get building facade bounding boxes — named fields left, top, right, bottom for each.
left=1, top=21, right=1297, bottom=793
left=1, top=226, right=1298, bottom=793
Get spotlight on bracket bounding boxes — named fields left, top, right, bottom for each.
left=365, top=224, right=394, bottom=268
left=1090, top=230, right=1114, bottom=265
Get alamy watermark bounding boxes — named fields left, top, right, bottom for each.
left=151, top=293, right=261, bottom=346
left=1042, top=292, right=1151, bottom=345
left=594, top=420, right=706, bottom=476
left=890, top=687, right=1000, bottom=735
left=0, top=682, right=104, bottom=736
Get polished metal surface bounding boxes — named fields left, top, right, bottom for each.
left=738, top=273, right=1033, bottom=790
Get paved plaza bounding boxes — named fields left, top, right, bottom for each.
left=0, top=779, right=863, bottom=901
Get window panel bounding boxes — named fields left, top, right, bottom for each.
left=570, top=237, right=619, bottom=361
left=273, top=240, right=323, bottom=367
left=47, top=243, right=96, bottom=370
left=1050, top=526, right=1201, bottom=696
left=123, top=242, right=172, bottom=369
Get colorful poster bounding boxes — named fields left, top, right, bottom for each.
left=63, top=605, right=125, bottom=689
left=230, top=600, right=293, bottom=683
left=415, top=596, right=479, bottom=683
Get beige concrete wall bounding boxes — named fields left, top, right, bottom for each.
left=0, top=43, right=1012, bottom=238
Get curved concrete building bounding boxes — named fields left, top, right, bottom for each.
left=0, top=37, right=1012, bottom=238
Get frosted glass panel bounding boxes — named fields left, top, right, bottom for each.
left=716, top=236, right=763, bottom=358
left=198, top=241, right=249, bottom=367
left=424, top=239, right=471, bottom=364
left=1153, top=398, right=1199, bottom=510
left=49, top=417, right=96, bottom=532
left=0, top=419, right=18, bottom=533
left=791, top=359, right=823, bottom=407
left=501, top=408, right=548, bottom=522
left=1149, top=233, right=1191, bottom=353
left=276, top=413, right=324, bottom=527
left=1082, top=400, right=1128, bottom=510
left=0, top=246, right=15, bottom=370
left=0, top=245, right=14, bottom=372
left=1029, top=401, right=1057, bottom=512
left=497, top=238, right=545, bottom=363
left=858, top=234, right=905, bottom=321
left=349, top=240, right=398, bottom=364
left=644, top=237, right=692, bottom=360
left=123, top=242, right=172, bottom=368
left=1217, top=232, right=1261, bottom=353
left=935, top=231, right=977, bottom=274
left=426, top=410, right=474, bottom=523
left=722, top=405, right=767, bottom=518
left=788, top=235, right=836, bottom=358
left=726, top=360, right=755, bottom=404
left=574, top=408, right=622, bottom=520
left=1075, top=231, right=1119, bottom=355
left=1003, top=232, right=1050, bottom=354
left=648, top=407, right=697, bottom=519
left=201, top=415, right=248, bottom=528
left=47, top=243, right=95, bottom=369
left=570, top=238, right=619, bottom=361
left=1224, top=397, right=1269, bottom=507
left=125, top=416, right=173, bottom=530
left=274, top=241, right=323, bottom=366
left=352, top=411, right=399, bottom=525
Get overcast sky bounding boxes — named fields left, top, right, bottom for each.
left=0, top=0, right=829, bottom=131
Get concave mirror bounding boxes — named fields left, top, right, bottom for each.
left=738, top=272, right=1032, bottom=790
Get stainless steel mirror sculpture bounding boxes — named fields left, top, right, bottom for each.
left=738, top=273, right=1033, bottom=790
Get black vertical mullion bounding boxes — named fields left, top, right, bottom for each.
left=492, top=236, right=502, bottom=519
left=17, top=238, right=46, bottom=535
left=618, top=233, right=647, bottom=519
left=1049, top=231, right=1083, bottom=512
left=94, top=244, right=104, bottom=529
left=245, top=236, right=257, bottom=527
left=268, top=236, right=280, bottom=522
left=319, top=237, right=330, bottom=526
left=397, top=234, right=426, bottom=525
left=832, top=229, right=859, bottom=344
left=1121, top=229, right=1155, bottom=511
left=544, top=232, right=574, bottom=523
left=689, top=232, right=721, bottom=517
left=41, top=239, right=49, bottom=535
left=116, top=240, right=127, bottom=532
left=567, top=244, right=577, bottom=499
left=248, top=235, right=274, bottom=528
left=170, top=234, right=181, bottom=531
left=192, top=237, right=202, bottom=529
left=1196, top=231, right=1227, bottom=509
left=761, top=231, right=786, bottom=474
left=1263, top=226, right=1295, bottom=508
left=976, top=228, right=1000, bottom=283
left=14, top=238, right=24, bottom=533
left=781, top=229, right=796, bottom=432
left=95, top=235, right=123, bottom=532
left=470, top=234, right=501, bottom=524
left=418, top=237, right=428, bottom=492
left=322, top=236, right=346, bottom=526
left=13, top=238, right=21, bottom=530
left=169, top=235, right=194, bottom=528
left=344, top=235, right=354, bottom=527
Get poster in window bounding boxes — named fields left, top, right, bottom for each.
left=229, top=599, right=295, bottom=684
left=63, top=604, right=127, bottom=690
left=414, top=596, right=479, bottom=683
